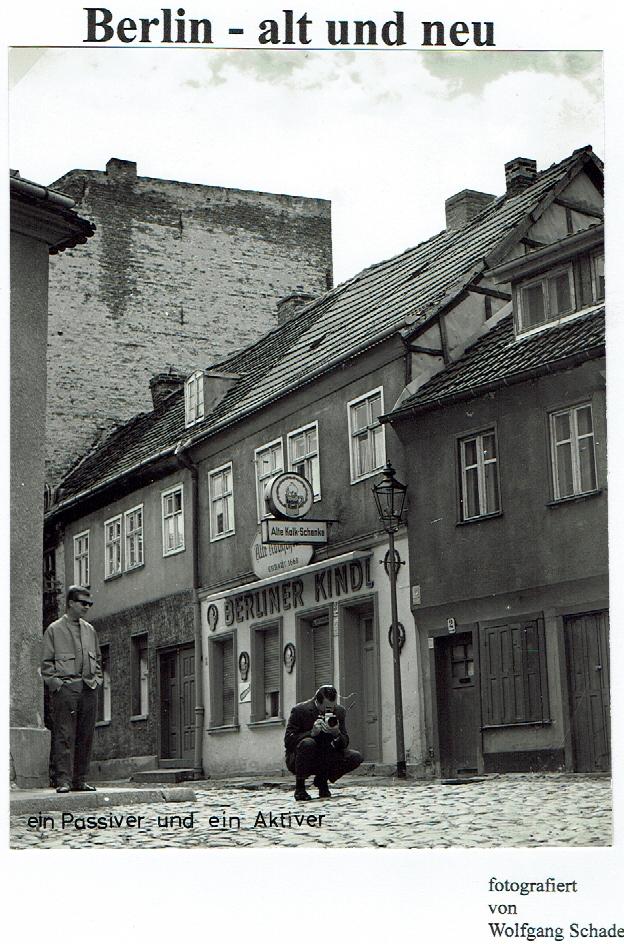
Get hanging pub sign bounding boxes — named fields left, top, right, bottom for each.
left=261, top=518, right=329, bottom=545
left=250, top=531, right=314, bottom=580
left=266, top=472, right=314, bottom=519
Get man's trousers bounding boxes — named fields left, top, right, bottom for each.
left=286, top=737, right=363, bottom=783
left=52, top=683, right=98, bottom=787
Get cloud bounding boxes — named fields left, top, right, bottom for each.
left=420, top=50, right=602, bottom=97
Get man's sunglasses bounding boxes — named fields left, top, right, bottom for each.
left=75, top=600, right=93, bottom=608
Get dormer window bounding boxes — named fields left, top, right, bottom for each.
left=518, top=266, right=574, bottom=332
left=185, top=370, right=205, bottom=427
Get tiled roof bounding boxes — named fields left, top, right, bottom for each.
left=390, top=306, right=605, bottom=416
left=51, top=147, right=602, bottom=514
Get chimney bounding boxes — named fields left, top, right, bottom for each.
left=106, top=157, right=138, bottom=181
left=276, top=286, right=315, bottom=326
left=504, top=157, right=537, bottom=196
left=149, top=371, right=185, bottom=409
left=445, top=189, right=496, bottom=230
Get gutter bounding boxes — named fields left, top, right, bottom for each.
left=384, top=343, right=605, bottom=423
left=174, top=440, right=205, bottom=780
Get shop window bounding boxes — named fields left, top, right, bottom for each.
left=131, top=634, right=149, bottom=717
left=458, top=429, right=500, bottom=520
left=254, top=439, right=284, bottom=521
left=73, top=530, right=90, bottom=587
left=185, top=370, right=205, bottom=426
left=348, top=387, right=386, bottom=482
left=479, top=618, right=549, bottom=726
left=209, top=463, right=235, bottom=540
left=104, top=515, right=122, bottom=578
left=288, top=422, right=321, bottom=499
left=97, top=645, right=112, bottom=724
left=162, top=484, right=185, bottom=555
left=549, top=403, right=597, bottom=500
left=251, top=623, right=281, bottom=721
left=124, top=505, right=144, bottom=571
left=209, top=634, right=236, bottom=728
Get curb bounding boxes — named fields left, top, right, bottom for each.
left=10, top=786, right=196, bottom=816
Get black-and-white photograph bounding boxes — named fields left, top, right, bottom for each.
left=9, top=29, right=610, bottom=854
left=8, top=2, right=617, bottom=908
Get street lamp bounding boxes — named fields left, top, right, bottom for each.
left=372, top=461, right=408, bottom=779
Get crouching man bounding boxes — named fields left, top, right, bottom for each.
left=284, top=684, right=362, bottom=801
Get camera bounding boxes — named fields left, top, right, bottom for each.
left=324, top=709, right=339, bottom=728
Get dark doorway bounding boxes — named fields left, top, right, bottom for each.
left=159, top=644, right=195, bottom=764
left=339, top=603, right=381, bottom=761
left=435, top=632, right=478, bottom=777
left=564, top=611, right=610, bottom=773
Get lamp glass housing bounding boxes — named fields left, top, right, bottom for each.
left=372, top=462, right=407, bottom=532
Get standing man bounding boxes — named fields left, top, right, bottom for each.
left=41, top=586, right=103, bottom=793
left=284, top=684, right=362, bottom=801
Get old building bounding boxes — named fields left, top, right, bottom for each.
left=10, top=171, right=94, bottom=786
left=386, top=156, right=606, bottom=776
left=45, top=158, right=333, bottom=484
left=44, top=145, right=605, bottom=781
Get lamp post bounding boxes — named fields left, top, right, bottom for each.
left=372, top=461, right=408, bottom=779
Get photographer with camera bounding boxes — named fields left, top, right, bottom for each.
left=284, top=684, right=362, bottom=801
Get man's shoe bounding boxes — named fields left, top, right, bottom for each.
left=72, top=782, right=96, bottom=792
left=294, top=788, right=312, bottom=801
left=56, top=784, right=71, bottom=793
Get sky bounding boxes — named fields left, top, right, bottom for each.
left=9, top=47, right=603, bottom=285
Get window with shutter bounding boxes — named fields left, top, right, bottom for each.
left=209, top=634, right=236, bottom=728
left=263, top=626, right=280, bottom=717
left=251, top=622, right=282, bottom=721
left=313, top=621, right=332, bottom=690
left=479, top=617, right=549, bottom=727
left=221, top=637, right=235, bottom=727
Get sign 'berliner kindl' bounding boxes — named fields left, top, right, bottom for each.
left=266, top=472, right=314, bottom=520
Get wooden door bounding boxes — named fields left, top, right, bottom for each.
left=360, top=614, right=380, bottom=760
left=339, top=605, right=380, bottom=761
left=436, top=632, right=478, bottom=777
left=160, top=645, right=195, bottom=763
left=564, top=611, right=610, bottom=773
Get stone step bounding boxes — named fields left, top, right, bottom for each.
left=130, top=768, right=197, bottom=784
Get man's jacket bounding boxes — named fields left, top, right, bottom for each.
left=41, top=615, right=103, bottom=692
left=284, top=698, right=349, bottom=766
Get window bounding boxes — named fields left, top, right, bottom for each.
left=592, top=252, right=605, bottom=301
left=518, top=265, right=574, bottom=331
left=97, top=645, right=112, bottom=724
left=162, top=485, right=185, bottom=555
left=251, top=623, right=281, bottom=721
left=348, top=388, right=385, bottom=482
left=185, top=370, right=205, bottom=426
left=124, top=505, right=144, bottom=570
left=288, top=422, right=321, bottom=499
left=73, top=531, right=90, bottom=586
left=479, top=618, right=549, bottom=726
left=104, top=515, right=122, bottom=579
left=255, top=439, right=284, bottom=520
left=209, top=635, right=236, bottom=728
left=131, top=635, right=149, bottom=717
left=550, top=404, right=597, bottom=500
left=209, top=463, right=235, bottom=540
left=459, top=429, right=500, bottom=520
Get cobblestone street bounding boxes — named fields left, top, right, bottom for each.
left=10, top=773, right=612, bottom=849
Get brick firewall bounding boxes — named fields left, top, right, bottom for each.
left=45, top=166, right=333, bottom=485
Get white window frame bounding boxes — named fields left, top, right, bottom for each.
left=161, top=484, right=185, bottom=556
left=549, top=403, right=597, bottom=500
left=97, top=644, right=112, bottom=725
left=287, top=421, right=321, bottom=500
left=347, top=387, right=386, bottom=484
left=73, top=530, right=90, bottom=587
left=209, top=462, right=236, bottom=541
left=591, top=251, right=605, bottom=302
left=517, top=264, right=575, bottom=333
left=104, top=515, right=122, bottom=579
left=185, top=370, right=205, bottom=427
left=124, top=504, right=144, bottom=571
left=458, top=429, right=501, bottom=521
left=254, top=438, right=284, bottom=522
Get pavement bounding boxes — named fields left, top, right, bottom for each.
left=9, top=771, right=612, bottom=849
